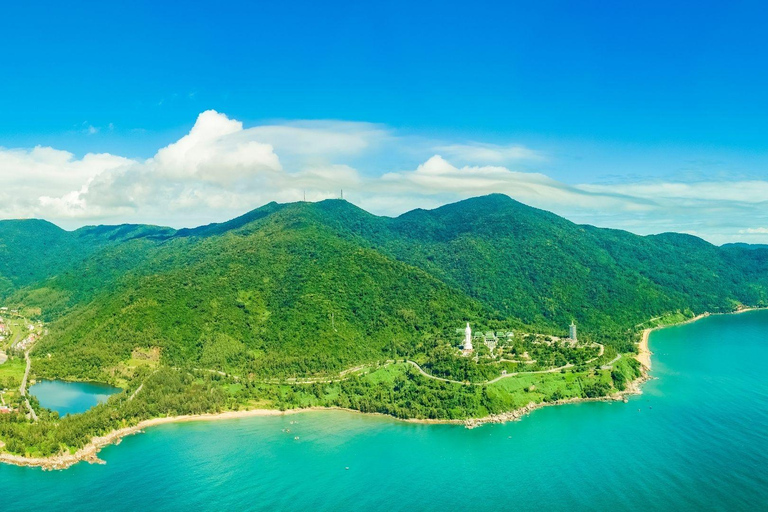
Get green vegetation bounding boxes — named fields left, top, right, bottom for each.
left=1, top=194, right=767, bottom=457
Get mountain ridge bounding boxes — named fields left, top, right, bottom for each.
left=1, top=194, right=767, bottom=381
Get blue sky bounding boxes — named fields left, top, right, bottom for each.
left=2, top=1, right=768, bottom=243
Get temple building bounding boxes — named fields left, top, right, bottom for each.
left=569, top=321, right=577, bottom=341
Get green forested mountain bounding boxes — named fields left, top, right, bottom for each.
left=0, top=219, right=173, bottom=297
left=3, top=194, right=768, bottom=378
left=3, top=194, right=768, bottom=456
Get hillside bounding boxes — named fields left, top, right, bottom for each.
left=3, top=194, right=768, bottom=380
left=30, top=210, right=489, bottom=379
left=0, top=219, right=173, bottom=300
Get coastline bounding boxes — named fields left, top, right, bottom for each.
left=637, top=306, right=766, bottom=371
left=0, top=400, right=628, bottom=470
left=3, top=307, right=765, bottom=471
left=638, top=312, right=711, bottom=370
left=0, top=409, right=304, bottom=471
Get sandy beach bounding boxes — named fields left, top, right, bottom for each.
left=0, top=395, right=643, bottom=470
left=1, top=383, right=654, bottom=470
left=637, top=312, right=715, bottom=370
left=638, top=329, right=653, bottom=370
left=0, top=408, right=315, bottom=470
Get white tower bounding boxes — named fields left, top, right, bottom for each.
left=569, top=321, right=577, bottom=341
left=464, top=323, right=473, bottom=351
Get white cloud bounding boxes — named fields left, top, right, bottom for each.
left=739, top=227, right=768, bottom=235
left=243, top=120, right=389, bottom=157
left=433, top=143, right=544, bottom=163
left=152, top=110, right=282, bottom=184
left=378, top=155, right=654, bottom=213
left=2, top=110, right=768, bottom=245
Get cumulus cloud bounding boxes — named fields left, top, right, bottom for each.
left=2, top=109, right=768, bottom=245
left=19, top=111, right=366, bottom=225
left=152, top=110, right=282, bottom=184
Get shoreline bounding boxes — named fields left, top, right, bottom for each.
left=638, top=312, right=711, bottom=370
left=0, top=399, right=636, bottom=470
left=3, top=307, right=765, bottom=471
left=638, top=306, right=767, bottom=371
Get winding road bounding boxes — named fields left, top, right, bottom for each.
left=600, top=353, right=622, bottom=370
left=243, top=343, right=613, bottom=388
left=404, top=359, right=577, bottom=386
left=188, top=342, right=618, bottom=389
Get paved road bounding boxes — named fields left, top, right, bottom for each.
left=404, top=360, right=576, bottom=386
left=20, top=351, right=38, bottom=422
left=405, top=342, right=609, bottom=386
left=207, top=343, right=614, bottom=388
left=600, top=353, right=622, bottom=370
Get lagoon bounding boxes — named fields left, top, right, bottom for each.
left=30, top=380, right=121, bottom=417
left=3, top=310, right=768, bottom=511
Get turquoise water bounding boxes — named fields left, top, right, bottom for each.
left=30, top=380, right=121, bottom=416
left=3, top=311, right=768, bottom=511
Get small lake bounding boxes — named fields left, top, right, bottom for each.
left=30, top=380, right=122, bottom=416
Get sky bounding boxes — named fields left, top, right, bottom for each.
left=2, top=1, right=768, bottom=244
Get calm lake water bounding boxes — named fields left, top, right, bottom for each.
left=3, top=310, right=768, bottom=511
left=30, top=380, right=121, bottom=416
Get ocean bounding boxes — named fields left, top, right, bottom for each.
left=2, top=310, right=767, bottom=511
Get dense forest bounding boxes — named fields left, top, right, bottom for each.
left=1, top=194, right=767, bottom=457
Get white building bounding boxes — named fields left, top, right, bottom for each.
left=569, top=321, right=577, bottom=341
left=463, top=323, right=474, bottom=353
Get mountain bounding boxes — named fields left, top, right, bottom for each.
left=2, top=195, right=768, bottom=381
left=722, top=242, right=768, bottom=251
left=4, top=194, right=768, bottom=457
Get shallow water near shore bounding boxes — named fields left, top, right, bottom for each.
left=3, top=310, right=768, bottom=511
left=30, top=380, right=121, bottom=416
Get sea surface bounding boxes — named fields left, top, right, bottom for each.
left=30, top=380, right=121, bottom=416
left=3, top=311, right=768, bottom=511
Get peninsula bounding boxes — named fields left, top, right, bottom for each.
left=1, top=194, right=767, bottom=468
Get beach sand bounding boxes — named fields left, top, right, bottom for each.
left=637, top=312, right=714, bottom=370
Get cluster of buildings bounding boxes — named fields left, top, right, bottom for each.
left=0, top=397, right=12, bottom=414
left=460, top=321, right=578, bottom=355
left=0, top=307, right=20, bottom=342
left=460, top=324, right=515, bottom=355
left=13, top=333, right=37, bottom=352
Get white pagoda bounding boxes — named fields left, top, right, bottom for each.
left=463, top=323, right=474, bottom=353
left=569, top=321, right=577, bottom=341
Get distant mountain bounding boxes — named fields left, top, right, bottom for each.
left=722, top=242, right=768, bottom=250
left=2, top=194, right=767, bottom=380
left=0, top=219, right=173, bottom=292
